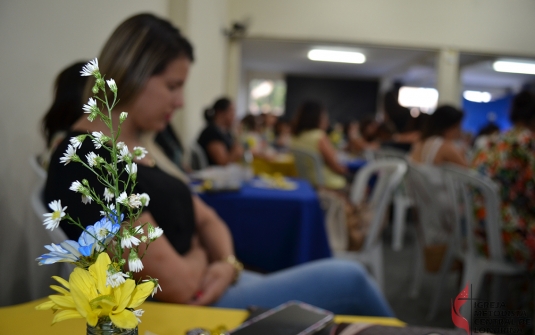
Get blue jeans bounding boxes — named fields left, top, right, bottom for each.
left=212, top=259, right=394, bottom=317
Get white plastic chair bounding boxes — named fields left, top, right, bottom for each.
left=335, top=158, right=407, bottom=291
left=190, top=142, right=209, bottom=171
left=405, top=162, right=455, bottom=299
left=374, top=149, right=413, bottom=251
left=290, top=147, right=325, bottom=187
left=427, top=164, right=526, bottom=321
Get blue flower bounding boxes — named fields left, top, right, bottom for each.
left=36, top=240, right=82, bottom=265
left=78, top=215, right=121, bottom=257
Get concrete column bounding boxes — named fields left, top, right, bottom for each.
left=168, top=0, right=228, bottom=148
left=436, top=49, right=461, bottom=108
left=226, top=39, right=242, bottom=102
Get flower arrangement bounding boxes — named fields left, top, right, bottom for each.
left=35, top=58, right=162, bottom=331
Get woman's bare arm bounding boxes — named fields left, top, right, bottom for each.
left=318, top=134, right=349, bottom=175
left=207, top=141, right=231, bottom=165
left=132, top=211, right=208, bottom=303
left=189, top=196, right=236, bottom=305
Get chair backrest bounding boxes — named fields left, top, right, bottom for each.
left=29, top=154, right=47, bottom=181
left=290, top=147, right=325, bottom=187
left=350, top=158, right=407, bottom=250
left=373, top=148, right=408, bottom=160
left=406, top=161, right=456, bottom=247
left=190, top=142, right=208, bottom=171
left=441, top=164, right=505, bottom=262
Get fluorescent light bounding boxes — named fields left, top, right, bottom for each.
left=463, top=90, right=491, bottom=103
left=398, top=87, right=438, bottom=112
left=307, top=49, right=366, bottom=64
left=493, top=60, right=535, bottom=75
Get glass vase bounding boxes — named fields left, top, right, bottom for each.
left=87, top=318, right=138, bottom=335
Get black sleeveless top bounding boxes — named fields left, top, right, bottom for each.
left=44, top=131, right=195, bottom=255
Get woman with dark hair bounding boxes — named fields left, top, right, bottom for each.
left=197, top=97, right=244, bottom=166
left=44, top=13, right=393, bottom=316
left=410, top=105, right=467, bottom=166
left=472, top=91, right=535, bottom=270
left=408, top=105, right=466, bottom=251
left=40, top=61, right=89, bottom=168
left=290, top=100, right=348, bottom=190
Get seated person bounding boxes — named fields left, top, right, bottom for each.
left=472, top=122, right=500, bottom=151
left=472, top=91, right=535, bottom=271
left=410, top=105, right=467, bottom=167
left=197, top=97, right=243, bottom=166
left=239, top=114, right=266, bottom=155
left=409, top=105, right=467, bottom=246
left=343, top=120, right=378, bottom=155
left=260, top=111, right=278, bottom=145
left=290, top=100, right=349, bottom=190
left=44, top=13, right=393, bottom=317
left=40, top=61, right=89, bottom=169
left=273, top=118, right=292, bottom=151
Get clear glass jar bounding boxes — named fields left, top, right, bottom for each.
left=87, top=318, right=138, bottom=335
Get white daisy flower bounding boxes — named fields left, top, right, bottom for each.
left=116, top=142, right=126, bottom=150
left=126, top=163, right=137, bottom=176
left=69, top=135, right=86, bottom=149
left=143, top=279, right=162, bottom=297
left=42, top=200, right=67, bottom=231
left=133, top=309, right=144, bottom=323
left=121, top=230, right=141, bottom=249
left=36, top=240, right=81, bottom=265
left=99, top=204, right=115, bottom=217
left=117, top=145, right=130, bottom=162
left=117, top=192, right=128, bottom=205
left=128, top=252, right=143, bottom=272
left=139, top=193, right=150, bottom=207
left=133, top=226, right=144, bottom=235
left=81, top=195, right=92, bottom=205
left=147, top=224, right=164, bottom=241
left=82, top=97, right=98, bottom=114
left=91, top=131, right=106, bottom=149
left=128, top=194, right=142, bottom=209
left=80, top=58, right=99, bottom=77
left=119, top=112, right=128, bottom=122
left=106, top=270, right=129, bottom=288
left=59, top=144, right=77, bottom=165
left=86, top=152, right=99, bottom=167
left=103, top=188, right=114, bottom=202
left=132, top=146, right=148, bottom=160
left=106, top=78, right=117, bottom=93
left=69, top=180, right=84, bottom=193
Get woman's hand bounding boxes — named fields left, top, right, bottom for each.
left=189, top=261, right=235, bottom=305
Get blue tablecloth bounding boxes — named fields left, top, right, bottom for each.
left=197, top=179, right=331, bottom=272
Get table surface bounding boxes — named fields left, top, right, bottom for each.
left=0, top=298, right=405, bottom=335
left=197, top=178, right=332, bottom=272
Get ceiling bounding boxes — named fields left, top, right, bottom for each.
left=242, top=39, right=535, bottom=97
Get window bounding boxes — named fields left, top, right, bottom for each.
left=398, top=86, right=438, bottom=113
left=248, top=79, right=286, bottom=116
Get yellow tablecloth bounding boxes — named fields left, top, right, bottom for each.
left=0, top=298, right=404, bottom=335
left=252, top=154, right=298, bottom=177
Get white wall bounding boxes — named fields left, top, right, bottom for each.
left=0, top=0, right=168, bottom=306
left=229, top=0, right=535, bottom=57
left=170, top=0, right=229, bottom=148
